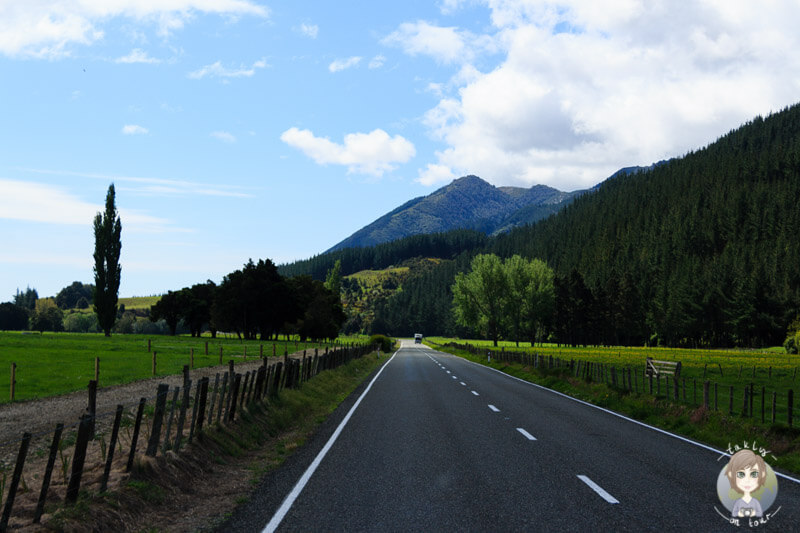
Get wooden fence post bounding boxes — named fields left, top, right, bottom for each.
left=703, top=381, right=709, bottom=409
left=66, top=416, right=92, bottom=503
left=146, top=383, right=170, bottom=457
left=152, top=351, right=157, bottom=376
left=1, top=432, right=32, bottom=529
left=714, top=382, right=718, bottom=410
left=188, top=381, right=202, bottom=443
left=772, top=391, right=777, bottom=423
left=163, top=387, right=180, bottom=454
left=228, top=374, right=242, bottom=422
left=175, top=380, right=192, bottom=451
left=87, top=379, right=97, bottom=437
left=217, top=373, right=228, bottom=424
left=34, top=424, right=63, bottom=523
left=191, top=348, right=194, bottom=369
left=10, top=362, right=15, bottom=402
left=126, top=398, right=146, bottom=472
left=729, top=385, right=734, bottom=415
left=95, top=357, right=100, bottom=383
left=100, top=405, right=124, bottom=492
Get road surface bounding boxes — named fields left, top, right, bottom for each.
left=220, top=340, right=800, bottom=532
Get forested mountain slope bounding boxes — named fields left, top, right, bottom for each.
left=376, top=105, right=800, bottom=347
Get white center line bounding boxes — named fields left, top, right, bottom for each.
left=471, top=391, right=479, bottom=396
left=516, top=428, right=537, bottom=441
left=577, top=475, right=619, bottom=504
left=488, top=404, right=500, bottom=412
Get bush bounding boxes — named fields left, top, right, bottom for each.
left=63, top=312, right=99, bottom=333
left=369, top=334, right=395, bottom=353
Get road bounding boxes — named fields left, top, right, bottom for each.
left=220, top=341, right=800, bottom=532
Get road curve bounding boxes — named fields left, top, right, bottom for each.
left=219, top=341, right=800, bottom=532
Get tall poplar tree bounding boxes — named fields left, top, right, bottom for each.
left=93, top=184, right=122, bottom=336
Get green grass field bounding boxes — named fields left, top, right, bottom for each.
left=0, top=332, right=361, bottom=403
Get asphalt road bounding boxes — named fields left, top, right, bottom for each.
left=220, top=341, right=800, bottom=532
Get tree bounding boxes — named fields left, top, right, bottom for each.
left=13, top=287, right=38, bottom=310
left=31, top=299, right=64, bottom=332
left=0, top=302, right=29, bottom=330
left=452, top=254, right=508, bottom=346
left=93, top=184, right=122, bottom=336
left=56, top=281, right=94, bottom=309
left=150, top=291, right=182, bottom=335
left=324, top=259, right=343, bottom=296
left=521, top=258, right=555, bottom=346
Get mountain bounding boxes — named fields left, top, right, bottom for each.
left=327, top=175, right=581, bottom=252
left=374, top=104, right=800, bottom=347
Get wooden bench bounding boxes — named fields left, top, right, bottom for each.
left=645, top=357, right=681, bottom=378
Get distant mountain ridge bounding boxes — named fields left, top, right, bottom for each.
left=327, top=175, right=582, bottom=252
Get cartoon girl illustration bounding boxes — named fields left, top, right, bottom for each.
left=725, top=449, right=767, bottom=518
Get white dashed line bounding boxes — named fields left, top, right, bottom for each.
left=577, top=475, right=619, bottom=504
left=460, top=382, right=466, bottom=386
left=516, top=428, right=537, bottom=441
left=488, top=405, right=500, bottom=412
left=471, top=391, right=479, bottom=396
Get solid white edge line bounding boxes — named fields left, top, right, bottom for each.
left=577, top=474, right=619, bottom=504
left=262, top=350, right=399, bottom=533
left=488, top=404, right=500, bottom=412
left=452, top=350, right=800, bottom=485
left=516, top=427, right=537, bottom=441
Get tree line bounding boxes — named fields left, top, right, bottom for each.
left=150, top=259, right=345, bottom=341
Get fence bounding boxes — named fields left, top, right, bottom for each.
left=0, top=342, right=374, bottom=531
left=436, top=341, right=798, bottom=428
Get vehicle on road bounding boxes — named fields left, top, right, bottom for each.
left=414, top=333, right=423, bottom=344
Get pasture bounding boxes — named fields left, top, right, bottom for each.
left=0, top=332, right=353, bottom=403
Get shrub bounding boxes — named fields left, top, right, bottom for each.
left=369, top=334, right=395, bottom=353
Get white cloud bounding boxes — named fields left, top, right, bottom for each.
left=417, top=163, right=456, bottom=186
left=0, top=1, right=269, bottom=58
left=0, top=178, right=170, bottom=232
left=115, top=48, right=160, bottom=64
left=413, top=1, right=800, bottom=189
left=298, top=23, right=318, bottom=39
left=17, top=167, right=254, bottom=198
left=280, top=127, right=416, bottom=177
left=122, top=124, right=148, bottom=135
left=368, top=55, right=386, bottom=69
left=383, top=20, right=493, bottom=65
left=188, top=58, right=267, bottom=79
left=328, top=56, right=361, bottom=73
left=210, top=131, right=236, bottom=143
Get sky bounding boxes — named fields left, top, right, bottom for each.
left=1, top=1, right=800, bottom=301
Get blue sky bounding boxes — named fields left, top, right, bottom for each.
left=2, top=1, right=800, bottom=300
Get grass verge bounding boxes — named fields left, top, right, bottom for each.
left=46, top=349, right=389, bottom=532
left=429, top=342, right=800, bottom=476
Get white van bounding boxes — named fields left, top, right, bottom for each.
left=414, top=333, right=423, bottom=344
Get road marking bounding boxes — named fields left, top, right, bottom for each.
left=516, top=428, right=537, bottom=441
left=471, top=391, right=479, bottom=396
left=452, top=376, right=457, bottom=379
left=454, top=354, right=800, bottom=486
left=460, top=382, right=466, bottom=386
left=446, top=371, right=451, bottom=374
left=488, top=404, right=500, bottom=412
left=577, top=475, right=619, bottom=504
left=262, top=350, right=399, bottom=533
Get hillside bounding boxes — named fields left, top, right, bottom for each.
left=375, top=104, right=800, bottom=347
left=326, top=175, right=580, bottom=251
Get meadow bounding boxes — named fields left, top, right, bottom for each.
left=0, top=332, right=358, bottom=403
